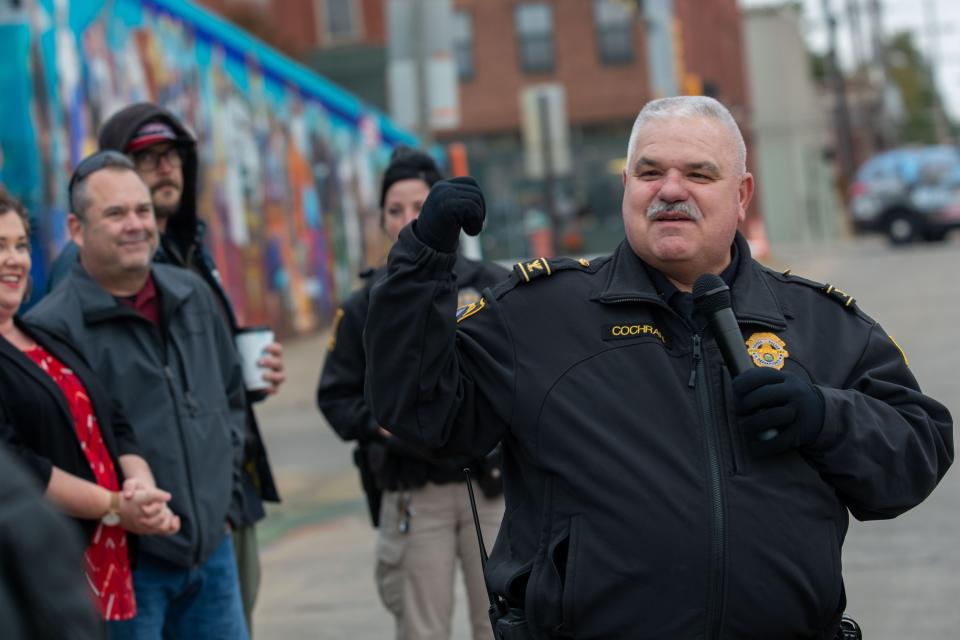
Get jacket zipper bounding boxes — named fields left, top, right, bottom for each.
left=597, top=295, right=668, bottom=309
left=157, top=334, right=203, bottom=566
left=603, top=294, right=729, bottom=636
left=86, top=301, right=205, bottom=563
left=691, top=334, right=726, bottom=639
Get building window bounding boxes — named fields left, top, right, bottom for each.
left=454, top=11, right=475, bottom=81
left=317, top=0, right=362, bottom=44
left=593, top=0, right=634, bottom=65
left=515, top=3, right=554, bottom=73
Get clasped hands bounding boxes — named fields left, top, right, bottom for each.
left=118, top=478, right=180, bottom=535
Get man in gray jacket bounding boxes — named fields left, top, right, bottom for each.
left=28, top=150, right=248, bottom=638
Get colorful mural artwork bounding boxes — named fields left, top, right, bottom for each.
left=0, top=0, right=415, bottom=335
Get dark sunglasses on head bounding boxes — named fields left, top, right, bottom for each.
left=67, top=150, right=136, bottom=209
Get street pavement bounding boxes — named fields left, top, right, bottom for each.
left=252, top=234, right=960, bottom=639
left=250, top=326, right=476, bottom=639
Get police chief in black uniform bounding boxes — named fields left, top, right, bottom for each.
left=363, top=96, right=954, bottom=639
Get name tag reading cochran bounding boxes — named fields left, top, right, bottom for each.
left=602, top=323, right=666, bottom=343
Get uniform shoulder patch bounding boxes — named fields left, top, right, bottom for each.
left=456, top=297, right=486, bottom=323
left=767, top=267, right=859, bottom=312
left=887, top=334, right=910, bottom=367
left=512, top=256, right=596, bottom=284
left=327, top=307, right=345, bottom=350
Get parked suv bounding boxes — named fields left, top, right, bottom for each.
left=849, top=145, right=960, bottom=244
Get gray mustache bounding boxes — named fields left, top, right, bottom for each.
left=646, top=200, right=703, bottom=221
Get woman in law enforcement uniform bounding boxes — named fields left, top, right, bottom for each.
left=317, top=148, right=507, bottom=640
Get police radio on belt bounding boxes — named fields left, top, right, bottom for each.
left=693, top=273, right=777, bottom=441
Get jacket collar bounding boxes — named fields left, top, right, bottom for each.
left=68, top=260, right=195, bottom=325
left=727, top=235, right=787, bottom=329
left=2, top=318, right=121, bottom=460
left=0, top=319, right=75, bottom=429
left=594, top=240, right=671, bottom=306
left=595, top=232, right=786, bottom=329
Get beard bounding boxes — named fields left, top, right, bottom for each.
left=151, top=180, right=182, bottom=221
left=153, top=200, right=179, bottom=220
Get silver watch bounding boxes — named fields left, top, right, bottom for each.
left=102, top=491, right=121, bottom=526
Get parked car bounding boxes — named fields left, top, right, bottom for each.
left=849, top=145, right=960, bottom=244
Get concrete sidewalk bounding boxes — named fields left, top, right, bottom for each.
left=250, top=331, right=477, bottom=639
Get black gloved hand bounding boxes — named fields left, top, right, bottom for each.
left=732, top=367, right=825, bottom=458
left=413, top=176, right=485, bottom=253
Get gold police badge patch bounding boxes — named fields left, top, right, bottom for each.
left=745, top=332, right=789, bottom=370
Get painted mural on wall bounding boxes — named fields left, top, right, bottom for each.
left=0, top=0, right=414, bottom=335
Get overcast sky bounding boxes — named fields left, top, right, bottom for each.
left=739, top=0, right=960, bottom=119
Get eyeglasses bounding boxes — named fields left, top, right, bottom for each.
left=133, top=146, right=183, bottom=172
left=68, top=150, right=136, bottom=212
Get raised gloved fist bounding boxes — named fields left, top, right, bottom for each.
left=413, top=176, right=486, bottom=253
left=732, top=367, right=825, bottom=458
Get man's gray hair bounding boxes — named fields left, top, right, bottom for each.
left=626, top=96, right=747, bottom=174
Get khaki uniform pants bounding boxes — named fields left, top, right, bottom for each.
left=376, top=482, right=505, bottom=640
left=232, top=524, right=261, bottom=636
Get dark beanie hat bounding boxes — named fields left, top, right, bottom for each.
left=379, top=147, right=444, bottom=207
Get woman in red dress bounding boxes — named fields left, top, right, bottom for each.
left=0, top=191, right=179, bottom=623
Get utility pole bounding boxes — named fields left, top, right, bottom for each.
left=922, top=0, right=952, bottom=144
left=866, top=0, right=886, bottom=78
left=844, top=0, right=865, bottom=73
left=412, top=0, right=433, bottom=146
left=821, top=0, right=857, bottom=191
left=865, top=0, right=889, bottom=148
left=537, top=92, right=559, bottom=255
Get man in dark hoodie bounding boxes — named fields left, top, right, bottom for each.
left=48, top=103, right=284, bottom=632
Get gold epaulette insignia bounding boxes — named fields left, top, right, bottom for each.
left=514, top=257, right=551, bottom=282
left=822, top=283, right=856, bottom=309
left=775, top=269, right=859, bottom=312
left=512, top=256, right=594, bottom=284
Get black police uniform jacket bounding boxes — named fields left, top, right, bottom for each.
left=319, top=257, right=508, bottom=498
left=364, top=226, right=953, bottom=640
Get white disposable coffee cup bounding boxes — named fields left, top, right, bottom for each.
left=235, top=326, right=275, bottom=392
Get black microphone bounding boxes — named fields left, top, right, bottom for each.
left=693, top=274, right=778, bottom=441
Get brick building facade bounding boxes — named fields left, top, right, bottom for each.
left=442, top=0, right=754, bottom=257
left=199, top=0, right=756, bottom=258
left=199, top=0, right=384, bottom=55
left=451, top=0, right=651, bottom=135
